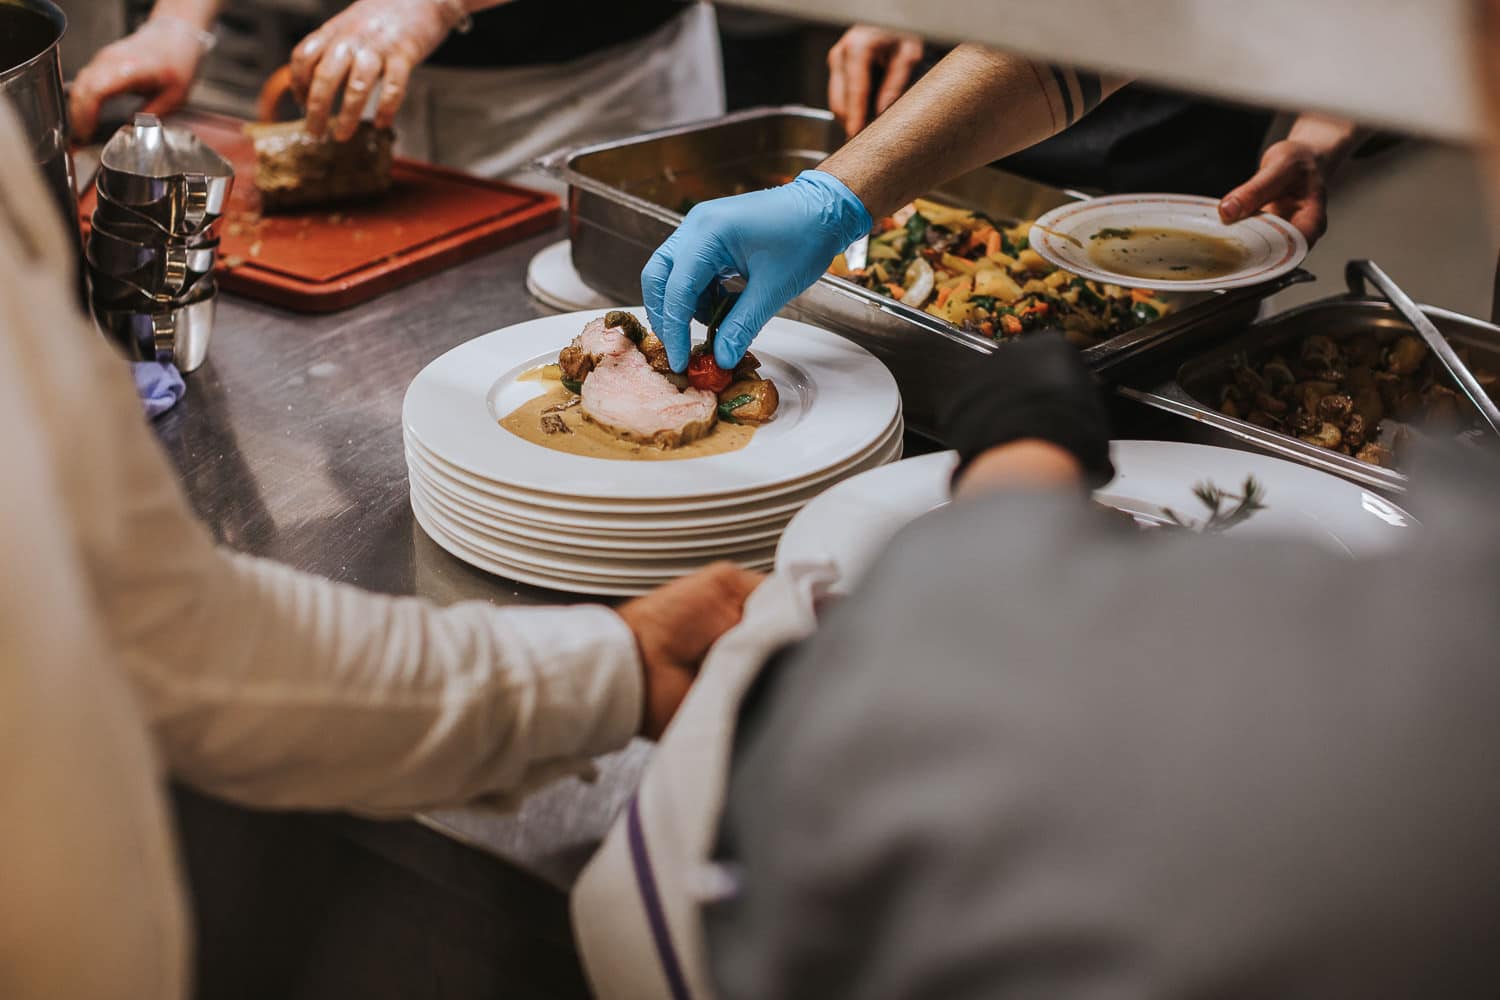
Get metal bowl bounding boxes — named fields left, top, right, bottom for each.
left=93, top=180, right=225, bottom=238
left=86, top=225, right=217, bottom=294
left=92, top=276, right=217, bottom=372
left=88, top=258, right=215, bottom=307
left=97, top=113, right=233, bottom=235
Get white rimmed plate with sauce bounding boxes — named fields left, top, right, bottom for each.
left=1028, top=193, right=1307, bottom=292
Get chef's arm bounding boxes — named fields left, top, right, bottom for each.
left=68, top=0, right=221, bottom=141
left=289, top=0, right=536, bottom=141
left=642, top=47, right=1127, bottom=372
left=822, top=45, right=1128, bottom=220
left=74, top=323, right=754, bottom=815
left=1218, top=111, right=1362, bottom=245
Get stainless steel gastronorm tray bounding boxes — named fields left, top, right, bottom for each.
left=538, top=106, right=1307, bottom=436
left=1118, top=295, right=1500, bottom=493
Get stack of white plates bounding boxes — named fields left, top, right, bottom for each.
left=403, top=309, right=903, bottom=595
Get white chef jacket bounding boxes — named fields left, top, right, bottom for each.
left=0, top=105, right=641, bottom=1000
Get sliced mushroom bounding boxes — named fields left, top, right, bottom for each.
left=1316, top=393, right=1354, bottom=423
left=1386, top=335, right=1427, bottom=375
left=1300, top=421, right=1344, bottom=450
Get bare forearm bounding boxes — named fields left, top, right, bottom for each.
left=821, top=45, right=1126, bottom=219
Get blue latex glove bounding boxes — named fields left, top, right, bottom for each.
left=642, top=169, right=872, bottom=372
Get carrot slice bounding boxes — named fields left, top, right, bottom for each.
left=885, top=282, right=905, bottom=300
left=1130, top=288, right=1156, bottom=303
left=985, top=230, right=1002, bottom=257
left=935, top=285, right=955, bottom=308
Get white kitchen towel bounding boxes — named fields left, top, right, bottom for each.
left=571, top=564, right=835, bottom=1000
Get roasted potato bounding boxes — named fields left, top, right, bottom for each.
left=718, top=378, right=779, bottom=424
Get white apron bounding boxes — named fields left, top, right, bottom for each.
left=394, top=3, right=724, bottom=192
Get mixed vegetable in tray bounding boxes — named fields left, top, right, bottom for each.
left=829, top=198, right=1172, bottom=346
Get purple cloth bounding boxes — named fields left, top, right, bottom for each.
left=132, top=362, right=185, bottom=419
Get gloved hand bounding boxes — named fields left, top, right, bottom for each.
left=289, top=0, right=469, bottom=141
left=937, top=332, right=1116, bottom=489
left=69, top=17, right=215, bottom=142
left=642, top=169, right=872, bottom=373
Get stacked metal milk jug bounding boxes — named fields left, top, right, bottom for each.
left=86, top=113, right=232, bottom=373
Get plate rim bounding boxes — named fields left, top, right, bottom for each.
left=401, top=308, right=902, bottom=501
left=1028, top=193, right=1308, bottom=292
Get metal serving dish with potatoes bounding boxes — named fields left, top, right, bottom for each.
left=538, top=106, right=1306, bottom=435
left=1118, top=295, right=1500, bottom=493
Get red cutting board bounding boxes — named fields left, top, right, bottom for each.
left=79, top=111, right=560, bottom=312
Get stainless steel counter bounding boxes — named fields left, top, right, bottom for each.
left=155, top=225, right=649, bottom=889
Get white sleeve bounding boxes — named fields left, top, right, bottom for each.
left=72, top=244, right=642, bottom=818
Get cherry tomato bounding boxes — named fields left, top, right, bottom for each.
left=687, top=351, right=733, bottom=394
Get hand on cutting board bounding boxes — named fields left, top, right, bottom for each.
left=937, top=332, right=1115, bottom=496
left=289, top=0, right=469, bottom=142
left=1218, top=113, right=1359, bottom=247
left=642, top=170, right=872, bottom=373
left=619, top=563, right=763, bottom=740
left=70, top=16, right=214, bottom=142
left=827, top=25, right=926, bottom=137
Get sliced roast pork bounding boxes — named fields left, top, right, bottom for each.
left=562, top=314, right=719, bottom=447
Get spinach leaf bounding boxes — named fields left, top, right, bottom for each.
left=904, top=211, right=929, bottom=247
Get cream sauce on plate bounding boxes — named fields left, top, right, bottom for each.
left=1087, top=226, right=1249, bottom=281
left=500, top=381, right=754, bottom=462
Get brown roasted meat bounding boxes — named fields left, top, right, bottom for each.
left=564, top=315, right=717, bottom=447
left=1214, top=331, right=1498, bottom=468
left=246, top=119, right=394, bottom=212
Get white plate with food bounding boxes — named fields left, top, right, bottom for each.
left=402, top=309, right=901, bottom=501
left=403, top=402, right=903, bottom=512
left=776, top=441, right=1417, bottom=592
left=525, top=240, right=621, bottom=312
left=405, top=424, right=902, bottom=531
left=1028, top=194, right=1307, bottom=292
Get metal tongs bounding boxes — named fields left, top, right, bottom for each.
left=1347, top=258, right=1500, bottom=439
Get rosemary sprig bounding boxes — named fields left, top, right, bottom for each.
left=1161, top=476, right=1268, bottom=533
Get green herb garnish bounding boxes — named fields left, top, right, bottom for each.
left=1132, top=301, right=1161, bottom=325
left=1161, top=477, right=1267, bottom=533
left=717, top=393, right=753, bottom=421
left=904, top=211, right=929, bottom=248
left=561, top=377, right=583, bottom=394
left=1092, top=227, right=1135, bottom=241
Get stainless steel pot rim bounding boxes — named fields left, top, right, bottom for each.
left=0, top=0, right=66, bottom=86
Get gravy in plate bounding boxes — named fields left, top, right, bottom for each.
left=500, top=379, right=754, bottom=462
left=1087, top=226, right=1248, bottom=281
